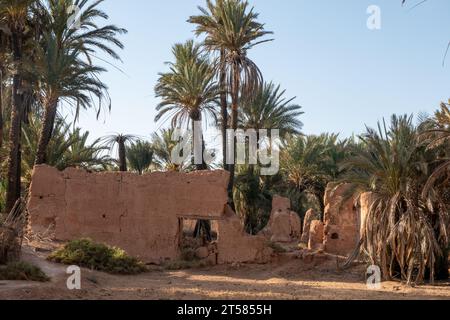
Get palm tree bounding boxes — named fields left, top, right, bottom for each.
left=280, top=133, right=351, bottom=214
left=233, top=165, right=272, bottom=234
left=0, top=65, right=4, bottom=151
left=155, top=40, right=221, bottom=241
left=32, top=40, right=109, bottom=165
left=150, top=128, right=190, bottom=172
left=421, top=105, right=450, bottom=268
left=0, top=32, right=7, bottom=150
left=33, top=0, right=126, bottom=166
left=126, top=141, right=154, bottom=175
left=421, top=102, right=450, bottom=197
left=233, top=83, right=303, bottom=234
left=341, top=115, right=448, bottom=284
left=239, top=81, right=303, bottom=139
left=189, top=0, right=273, bottom=199
left=401, top=0, right=428, bottom=8
left=188, top=0, right=229, bottom=169
left=102, top=134, right=137, bottom=172
left=0, top=0, right=37, bottom=212
left=155, top=40, right=219, bottom=170
left=22, top=116, right=110, bottom=179
left=231, top=83, right=303, bottom=229
left=239, top=82, right=304, bottom=137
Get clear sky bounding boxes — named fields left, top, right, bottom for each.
left=68, top=0, right=450, bottom=141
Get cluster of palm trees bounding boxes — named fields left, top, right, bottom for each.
left=0, top=0, right=308, bottom=225
left=152, top=1, right=449, bottom=285
left=0, top=0, right=448, bottom=284
left=0, top=0, right=168, bottom=211
left=156, top=1, right=449, bottom=285
left=152, top=0, right=302, bottom=237
left=155, top=0, right=281, bottom=199
left=270, top=108, right=449, bottom=284
left=151, top=0, right=304, bottom=237
left=0, top=0, right=126, bottom=212
left=339, top=111, right=450, bottom=283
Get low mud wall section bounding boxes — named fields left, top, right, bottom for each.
left=27, top=165, right=230, bottom=264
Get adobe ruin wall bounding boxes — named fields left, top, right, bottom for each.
left=27, top=165, right=272, bottom=264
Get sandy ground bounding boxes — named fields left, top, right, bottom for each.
left=0, top=246, right=449, bottom=300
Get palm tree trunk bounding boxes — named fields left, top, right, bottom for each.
left=191, top=115, right=211, bottom=241
left=248, top=131, right=260, bottom=176
left=0, top=93, right=3, bottom=152
left=5, top=31, right=23, bottom=213
left=0, top=67, right=4, bottom=151
left=5, top=73, right=22, bottom=213
left=227, top=62, right=240, bottom=209
left=220, top=49, right=228, bottom=170
left=191, top=114, right=207, bottom=171
left=118, top=141, right=127, bottom=172
left=35, top=101, right=58, bottom=165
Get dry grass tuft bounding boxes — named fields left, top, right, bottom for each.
left=0, top=261, right=50, bottom=282
left=0, top=200, right=27, bottom=264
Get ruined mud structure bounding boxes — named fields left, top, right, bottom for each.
left=323, top=184, right=360, bottom=256
left=27, top=165, right=272, bottom=264
left=303, top=184, right=371, bottom=257
left=260, top=196, right=301, bottom=243
left=27, top=166, right=369, bottom=265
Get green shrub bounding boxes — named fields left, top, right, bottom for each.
left=0, top=261, right=50, bottom=282
left=48, top=239, right=147, bottom=275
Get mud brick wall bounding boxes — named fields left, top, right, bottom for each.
left=323, top=184, right=360, bottom=257
left=217, top=206, right=272, bottom=264
left=27, top=165, right=229, bottom=264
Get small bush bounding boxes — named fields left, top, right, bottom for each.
left=48, top=239, right=147, bottom=275
left=0, top=262, right=50, bottom=282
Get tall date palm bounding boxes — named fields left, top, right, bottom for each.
left=189, top=0, right=229, bottom=169
left=150, top=128, right=188, bottom=172
left=239, top=82, right=303, bottom=137
left=0, top=0, right=37, bottom=212
left=33, top=0, right=126, bottom=166
left=154, top=40, right=219, bottom=170
left=189, top=0, right=273, bottom=200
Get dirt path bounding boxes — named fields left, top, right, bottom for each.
left=0, top=247, right=449, bottom=300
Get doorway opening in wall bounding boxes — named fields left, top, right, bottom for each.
left=178, top=218, right=219, bottom=264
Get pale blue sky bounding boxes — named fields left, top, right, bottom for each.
left=68, top=0, right=450, bottom=140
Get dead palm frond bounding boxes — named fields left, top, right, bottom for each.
left=341, top=115, right=449, bottom=285
left=0, top=198, right=27, bottom=264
